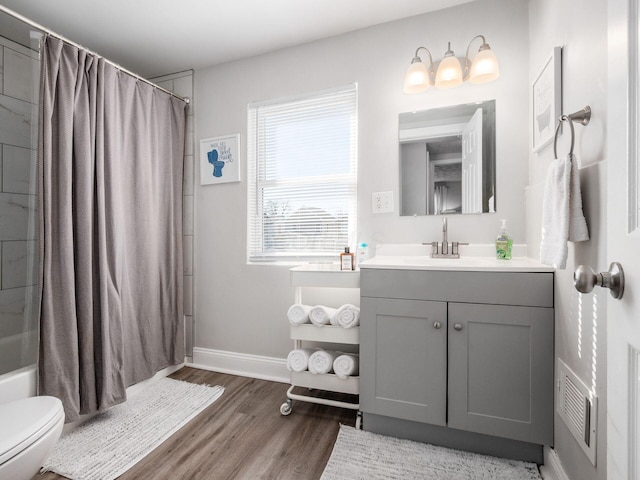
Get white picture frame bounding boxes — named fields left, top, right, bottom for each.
left=199, top=134, right=241, bottom=185
left=532, top=46, right=562, bottom=152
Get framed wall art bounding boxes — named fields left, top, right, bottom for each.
left=200, top=134, right=241, bottom=185
left=532, top=46, right=562, bottom=152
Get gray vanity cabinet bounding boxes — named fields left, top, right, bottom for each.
left=447, top=302, right=554, bottom=445
left=360, top=267, right=554, bottom=457
left=360, top=297, right=447, bottom=425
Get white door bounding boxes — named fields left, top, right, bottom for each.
left=608, top=0, right=640, bottom=477
left=461, top=108, right=483, bottom=213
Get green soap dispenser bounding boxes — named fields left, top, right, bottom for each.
left=496, top=219, right=513, bottom=260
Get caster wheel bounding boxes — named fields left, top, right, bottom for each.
left=355, top=411, right=362, bottom=429
left=280, top=401, right=292, bottom=416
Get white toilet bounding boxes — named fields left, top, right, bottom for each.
left=0, top=396, right=65, bottom=480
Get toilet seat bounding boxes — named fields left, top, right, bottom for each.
left=0, top=396, right=64, bottom=466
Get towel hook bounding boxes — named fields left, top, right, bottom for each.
left=553, top=106, right=591, bottom=159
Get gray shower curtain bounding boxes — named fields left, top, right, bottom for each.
left=37, top=35, right=186, bottom=421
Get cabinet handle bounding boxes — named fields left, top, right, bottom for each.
left=433, top=321, right=441, bottom=329
left=454, top=323, right=463, bottom=331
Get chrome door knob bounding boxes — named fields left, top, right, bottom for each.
left=433, top=321, right=442, bottom=329
left=454, top=323, right=463, bottom=331
left=574, top=262, right=625, bottom=299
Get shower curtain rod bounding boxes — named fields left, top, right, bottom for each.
left=0, top=4, right=190, bottom=104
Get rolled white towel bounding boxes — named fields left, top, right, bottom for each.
left=287, top=348, right=315, bottom=372
left=287, top=304, right=312, bottom=326
left=308, top=349, right=338, bottom=374
left=333, top=353, right=359, bottom=379
left=309, top=305, right=337, bottom=326
left=331, top=304, right=360, bottom=328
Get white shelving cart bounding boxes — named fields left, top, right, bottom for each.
left=280, top=264, right=361, bottom=428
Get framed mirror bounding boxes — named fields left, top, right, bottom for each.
left=399, top=100, right=496, bottom=216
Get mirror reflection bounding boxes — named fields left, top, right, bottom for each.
left=399, top=100, right=496, bottom=216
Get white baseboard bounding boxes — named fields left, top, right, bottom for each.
left=540, top=446, right=570, bottom=480
left=189, top=347, right=289, bottom=384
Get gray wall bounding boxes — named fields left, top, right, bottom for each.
left=527, top=1, right=607, bottom=479
left=192, top=0, right=529, bottom=360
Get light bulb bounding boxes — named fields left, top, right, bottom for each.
left=403, top=60, right=430, bottom=94
left=469, top=47, right=500, bottom=84
left=435, top=54, right=462, bottom=89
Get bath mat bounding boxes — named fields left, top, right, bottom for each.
left=321, top=425, right=541, bottom=480
left=42, top=377, right=224, bottom=480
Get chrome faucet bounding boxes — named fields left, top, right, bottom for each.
left=425, top=216, right=468, bottom=259
left=441, top=217, right=448, bottom=255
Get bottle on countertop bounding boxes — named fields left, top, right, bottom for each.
left=340, top=247, right=355, bottom=271
left=495, top=219, right=513, bottom=260
left=356, top=242, right=369, bottom=268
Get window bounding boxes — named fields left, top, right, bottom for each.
left=247, top=85, right=358, bottom=262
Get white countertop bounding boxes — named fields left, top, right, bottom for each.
left=359, top=254, right=554, bottom=273
left=288, top=245, right=555, bottom=273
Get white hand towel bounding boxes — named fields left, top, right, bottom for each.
left=567, top=154, right=589, bottom=243
left=330, top=304, right=360, bottom=328
left=287, top=304, right=312, bottom=326
left=309, top=305, right=337, bottom=326
left=333, top=354, right=359, bottom=379
left=308, top=349, right=338, bottom=374
left=540, top=153, right=589, bottom=269
left=286, top=348, right=315, bottom=372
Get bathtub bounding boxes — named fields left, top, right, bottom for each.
left=0, top=331, right=38, bottom=404
left=0, top=364, right=37, bottom=404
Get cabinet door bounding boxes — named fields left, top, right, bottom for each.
left=448, top=303, right=553, bottom=445
left=360, top=297, right=447, bottom=425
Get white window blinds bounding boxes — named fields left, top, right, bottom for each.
left=248, top=85, right=358, bottom=262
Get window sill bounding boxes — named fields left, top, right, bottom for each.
left=246, top=260, right=340, bottom=268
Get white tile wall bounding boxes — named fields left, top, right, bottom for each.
left=154, top=79, right=173, bottom=91
left=0, top=94, right=33, bottom=148
left=3, top=145, right=34, bottom=194
left=0, top=48, right=4, bottom=98
left=184, top=115, right=194, bottom=156
left=0, top=193, right=35, bottom=241
left=0, top=36, right=39, bottom=348
left=184, top=315, right=193, bottom=354
left=172, top=76, right=192, bottom=100
left=183, top=274, right=193, bottom=316
left=183, top=192, right=194, bottom=236
left=1, top=240, right=37, bottom=289
left=150, top=70, right=194, bottom=356
left=0, top=286, right=27, bottom=337
left=4, top=48, right=38, bottom=103
left=183, top=235, right=193, bottom=276
left=183, top=154, right=194, bottom=196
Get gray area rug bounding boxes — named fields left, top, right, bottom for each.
left=321, top=425, right=542, bottom=480
left=42, top=378, right=224, bottom=480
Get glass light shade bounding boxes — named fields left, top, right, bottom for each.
left=435, top=55, right=462, bottom=89
left=469, top=48, right=500, bottom=84
left=403, top=61, right=430, bottom=94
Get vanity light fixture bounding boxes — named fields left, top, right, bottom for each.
left=403, top=35, right=500, bottom=94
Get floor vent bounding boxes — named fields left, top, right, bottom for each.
left=557, top=359, right=597, bottom=465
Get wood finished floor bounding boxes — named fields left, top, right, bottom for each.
left=34, top=367, right=356, bottom=480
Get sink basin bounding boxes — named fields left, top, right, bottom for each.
left=401, top=256, right=493, bottom=267
left=358, top=244, right=554, bottom=272
left=360, top=255, right=554, bottom=272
